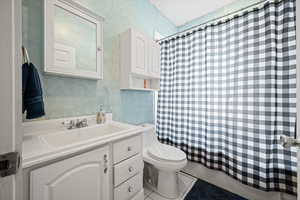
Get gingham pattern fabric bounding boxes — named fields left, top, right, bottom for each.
left=157, top=0, right=297, bottom=195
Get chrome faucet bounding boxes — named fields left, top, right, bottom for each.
left=62, top=118, right=88, bottom=130
left=75, top=118, right=88, bottom=128
left=62, top=120, right=76, bottom=130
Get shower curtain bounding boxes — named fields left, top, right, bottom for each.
left=157, top=0, right=297, bottom=195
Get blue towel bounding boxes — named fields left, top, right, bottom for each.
left=22, top=63, right=45, bottom=119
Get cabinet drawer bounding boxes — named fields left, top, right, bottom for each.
left=114, top=154, right=144, bottom=186
left=113, top=135, right=142, bottom=164
left=114, top=173, right=143, bottom=200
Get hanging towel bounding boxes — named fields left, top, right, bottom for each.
left=22, top=63, right=45, bottom=119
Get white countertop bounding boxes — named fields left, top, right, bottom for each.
left=22, top=116, right=151, bottom=169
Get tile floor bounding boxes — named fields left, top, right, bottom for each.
left=144, top=172, right=197, bottom=200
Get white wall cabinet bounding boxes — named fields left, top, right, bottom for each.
left=44, top=0, right=104, bottom=80
left=148, top=41, right=161, bottom=79
left=120, top=28, right=160, bottom=91
left=30, top=146, right=110, bottom=200
left=131, top=30, right=148, bottom=76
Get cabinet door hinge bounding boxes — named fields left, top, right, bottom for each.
left=0, top=152, right=20, bottom=177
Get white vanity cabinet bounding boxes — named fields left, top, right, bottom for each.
left=28, top=133, right=144, bottom=200
left=113, top=135, right=144, bottom=200
left=120, top=28, right=160, bottom=91
left=30, top=146, right=110, bottom=200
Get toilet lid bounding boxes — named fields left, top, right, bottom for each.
left=148, top=143, right=186, bottom=162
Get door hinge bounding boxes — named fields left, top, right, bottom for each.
left=0, top=152, right=20, bottom=177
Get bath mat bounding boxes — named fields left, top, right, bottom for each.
left=184, top=179, right=247, bottom=200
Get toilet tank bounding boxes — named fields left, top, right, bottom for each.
left=141, top=124, right=158, bottom=149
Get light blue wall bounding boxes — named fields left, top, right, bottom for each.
left=120, top=90, right=155, bottom=124
left=22, top=0, right=263, bottom=124
left=22, top=0, right=177, bottom=124
left=178, top=0, right=262, bottom=32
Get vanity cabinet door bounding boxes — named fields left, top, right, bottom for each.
left=30, top=146, right=110, bottom=200
left=131, top=30, right=148, bottom=76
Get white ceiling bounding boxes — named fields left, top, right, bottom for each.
left=149, top=0, right=236, bottom=26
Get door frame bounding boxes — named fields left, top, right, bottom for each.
left=0, top=0, right=23, bottom=200
left=297, top=0, right=300, bottom=198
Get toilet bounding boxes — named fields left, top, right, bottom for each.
left=142, top=124, right=187, bottom=199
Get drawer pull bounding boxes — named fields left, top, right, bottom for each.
left=128, top=186, right=133, bottom=193
left=127, top=146, right=132, bottom=151
left=128, top=166, right=134, bottom=172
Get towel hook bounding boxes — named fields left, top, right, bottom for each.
left=22, top=46, right=30, bottom=64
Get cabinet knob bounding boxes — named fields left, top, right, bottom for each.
left=127, top=146, right=132, bottom=151
left=104, top=154, right=108, bottom=163
left=128, top=166, right=134, bottom=172
left=104, top=167, right=108, bottom=174
left=128, top=186, right=133, bottom=193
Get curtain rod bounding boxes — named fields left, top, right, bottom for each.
left=159, top=0, right=268, bottom=42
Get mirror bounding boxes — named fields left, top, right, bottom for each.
left=44, top=0, right=104, bottom=80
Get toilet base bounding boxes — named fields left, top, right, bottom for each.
left=143, top=148, right=187, bottom=199
left=157, top=170, right=179, bottom=199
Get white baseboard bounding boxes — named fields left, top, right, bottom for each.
left=182, top=161, right=296, bottom=200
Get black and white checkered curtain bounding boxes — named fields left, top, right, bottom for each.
left=157, top=0, right=297, bottom=195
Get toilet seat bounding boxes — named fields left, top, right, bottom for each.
left=148, top=143, right=186, bottom=162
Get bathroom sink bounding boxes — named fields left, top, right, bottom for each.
left=41, top=123, right=127, bottom=148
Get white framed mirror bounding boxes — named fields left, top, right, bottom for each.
left=44, top=0, right=104, bottom=80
